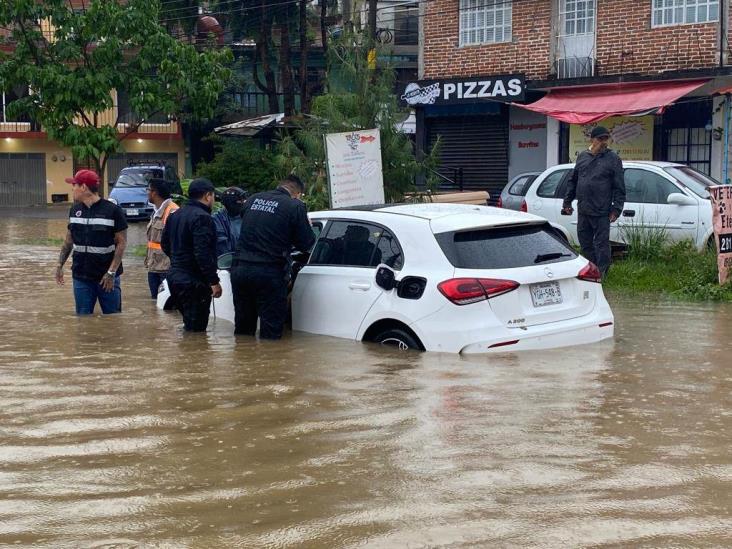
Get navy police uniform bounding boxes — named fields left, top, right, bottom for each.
left=231, top=187, right=315, bottom=339
left=161, top=200, right=219, bottom=332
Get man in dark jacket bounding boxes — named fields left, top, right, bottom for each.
left=161, top=178, right=222, bottom=332
left=562, top=126, right=626, bottom=278
left=231, top=175, right=316, bottom=339
left=212, top=186, right=247, bottom=257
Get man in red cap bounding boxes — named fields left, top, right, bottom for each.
left=55, top=169, right=128, bottom=314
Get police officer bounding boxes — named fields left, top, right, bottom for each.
left=562, top=126, right=625, bottom=278
left=212, top=186, right=247, bottom=257
left=161, top=178, right=222, bottom=332
left=231, top=175, right=315, bottom=339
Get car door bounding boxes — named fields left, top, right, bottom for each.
left=528, top=168, right=573, bottom=237
left=621, top=168, right=698, bottom=243
left=291, top=220, right=387, bottom=340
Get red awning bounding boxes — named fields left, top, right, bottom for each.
left=518, top=79, right=709, bottom=124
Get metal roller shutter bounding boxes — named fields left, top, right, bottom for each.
left=0, top=153, right=47, bottom=207
left=427, top=113, right=509, bottom=203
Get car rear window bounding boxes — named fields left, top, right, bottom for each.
left=508, top=175, right=535, bottom=196
left=435, top=223, right=577, bottom=269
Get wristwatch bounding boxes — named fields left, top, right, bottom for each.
left=106, top=270, right=116, bottom=278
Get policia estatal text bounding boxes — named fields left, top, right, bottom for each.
left=231, top=175, right=315, bottom=339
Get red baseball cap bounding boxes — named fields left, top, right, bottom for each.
left=66, top=169, right=100, bottom=190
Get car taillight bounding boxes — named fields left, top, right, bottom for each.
left=520, top=199, right=527, bottom=212
left=496, top=196, right=503, bottom=208
left=577, top=262, right=602, bottom=283
left=438, top=278, right=520, bottom=305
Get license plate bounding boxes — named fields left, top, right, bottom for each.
left=530, top=281, right=563, bottom=307
left=125, top=209, right=139, bottom=216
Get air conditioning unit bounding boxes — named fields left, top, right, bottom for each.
left=556, top=56, right=595, bottom=79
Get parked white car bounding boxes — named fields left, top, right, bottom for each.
left=158, top=203, right=614, bottom=353
left=522, top=161, right=721, bottom=251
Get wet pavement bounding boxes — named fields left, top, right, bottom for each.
left=1, top=211, right=731, bottom=547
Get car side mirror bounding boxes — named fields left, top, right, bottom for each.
left=375, top=265, right=397, bottom=291
left=667, top=193, right=696, bottom=206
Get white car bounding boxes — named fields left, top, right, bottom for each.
left=158, top=203, right=614, bottom=353
left=522, top=161, right=721, bottom=251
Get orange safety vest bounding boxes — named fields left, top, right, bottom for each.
left=147, top=201, right=179, bottom=250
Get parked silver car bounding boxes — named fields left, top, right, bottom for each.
left=497, top=172, right=540, bottom=211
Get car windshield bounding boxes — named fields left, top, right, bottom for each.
left=435, top=223, right=577, bottom=269
left=114, top=172, right=148, bottom=188
left=664, top=166, right=722, bottom=198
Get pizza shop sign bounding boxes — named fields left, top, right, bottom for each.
left=401, top=75, right=525, bottom=106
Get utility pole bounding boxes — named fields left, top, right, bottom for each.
left=368, top=0, right=377, bottom=40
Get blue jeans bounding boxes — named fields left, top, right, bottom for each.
left=148, top=272, right=167, bottom=299
left=72, top=276, right=122, bottom=315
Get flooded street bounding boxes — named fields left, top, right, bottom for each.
left=1, top=211, right=732, bottom=547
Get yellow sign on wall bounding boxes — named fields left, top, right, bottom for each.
left=569, top=115, right=654, bottom=161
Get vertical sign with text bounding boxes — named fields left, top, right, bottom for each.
left=710, top=185, right=732, bottom=285
left=325, top=128, right=385, bottom=209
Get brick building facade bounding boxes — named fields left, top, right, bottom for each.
left=414, top=0, right=732, bottom=197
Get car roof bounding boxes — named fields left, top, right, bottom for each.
left=312, top=203, right=548, bottom=233
left=550, top=160, right=684, bottom=169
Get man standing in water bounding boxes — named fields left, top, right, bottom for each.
left=161, top=178, right=222, bottom=332
left=562, top=126, right=625, bottom=278
left=145, top=179, right=179, bottom=299
left=55, top=170, right=128, bottom=314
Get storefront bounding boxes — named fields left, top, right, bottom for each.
left=519, top=78, right=718, bottom=176
left=404, top=75, right=529, bottom=201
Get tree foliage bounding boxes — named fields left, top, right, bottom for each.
left=195, top=138, right=280, bottom=193
left=0, top=0, right=232, bottom=188
left=272, top=33, right=440, bottom=210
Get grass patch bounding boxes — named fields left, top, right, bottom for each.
left=605, top=240, right=732, bottom=301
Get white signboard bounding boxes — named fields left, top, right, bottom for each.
left=325, top=128, right=385, bottom=209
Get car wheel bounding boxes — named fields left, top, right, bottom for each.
left=373, top=328, right=422, bottom=351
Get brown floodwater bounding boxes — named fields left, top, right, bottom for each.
left=1, top=210, right=731, bottom=547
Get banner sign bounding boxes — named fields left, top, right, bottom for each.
left=710, top=185, right=732, bottom=285
left=401, top=75, right=525, bottom=106
left=569, top=116, right=654, bottom=161
left=325, top=128, right=385, bottom=209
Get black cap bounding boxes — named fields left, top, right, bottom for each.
left=188, top=177, right=215, bottom=198
left=590, top=126, right=611, bottom=139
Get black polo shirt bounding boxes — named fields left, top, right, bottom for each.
left=68, top=199, right=128, bottom=282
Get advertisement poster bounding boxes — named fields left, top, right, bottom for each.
left=325, top=128, right=385, bottom=209
left=569, top=115, right=654, bottom=160
left=508, top=107, right=548, bottom=180
left=710, top=185, right=732, bottom=285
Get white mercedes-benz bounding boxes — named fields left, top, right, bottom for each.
left=158, top=203, right=614, bottom=353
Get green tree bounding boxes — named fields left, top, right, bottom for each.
left=195, top=138, right=280, bottom=193
left=273, top=33, right=439, bottom=210
left=0, top=0, right=232, bottom=193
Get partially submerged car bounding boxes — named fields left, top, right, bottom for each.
left=158, top=203, right=614, bottom=353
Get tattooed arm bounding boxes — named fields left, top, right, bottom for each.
left=55, top=230, right=73, bottom=286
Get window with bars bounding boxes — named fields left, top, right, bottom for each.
left=666, top=127, right=712, bottom=175
left=560, top=0, right=595, bottom=36
left=652, top=0, right=719, bottom=27
left=459, top=0, right=512, bottom=46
